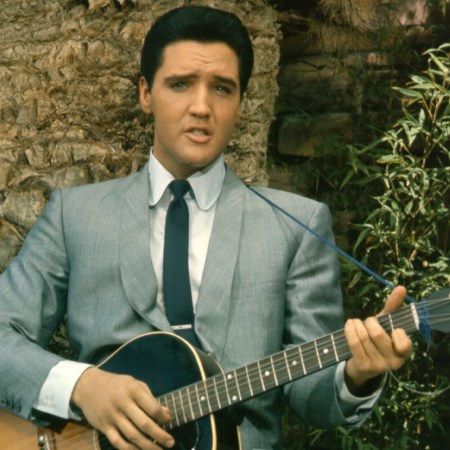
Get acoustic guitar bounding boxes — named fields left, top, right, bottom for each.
left=1, top=289, right=449, bottom=450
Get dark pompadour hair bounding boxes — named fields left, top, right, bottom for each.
left=140, top=6, right=254, bottom=97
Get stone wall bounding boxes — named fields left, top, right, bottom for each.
left=0, top=0, right=281, bottom=270
left=271, top=0, right=449, bottom=168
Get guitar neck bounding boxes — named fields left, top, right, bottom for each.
left=159, top=303, right=420, bottom=429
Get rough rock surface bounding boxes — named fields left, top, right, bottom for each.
left=0, top=0, right=281, bottom=270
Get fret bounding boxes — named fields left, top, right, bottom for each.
left=395, top=304, right=418, bottom=333
left=245, top=364, right=254, bottom=396
left=288, top=346, right=306, bottom=379
left=222, top=373, right=232, bottom=405
left=301, top=341, right=321, bottom=373
left=212, top=375, right=223, bottom=410
left=170, top=391, right=180, bottom=427
left=272, top=351, right=291, bottom=385
left=283, top=346, right=305, bottom=379
left=196, top=378, right=211, bottom=416
left=233, top=370, right=243, bottom=401
left=314, top=340, right=323, bottom=369
left=158, top=394, right=170, bottom=428
left=378, top=314, right=389, bottom=332
left=235, top=366, right=251, bottom=399
left=187, top=385, right=197, bottom=421
left=159, top=392, right=178, bottom=429
left=194, top=383, right=204, bottom=417
left=379, top=314, right=394, bottom=333
left=178, top=389, right=188, bottom=424
left=259, top=357, right=278, bottom=391
left=159, top=394, right=167, bottom=409
left=334, top=331, right=351, bottom=361
left=270, top=356, right=279, bottom=385
left=247, top=361, right=264, bottom=396
left=285, top=351, right=293, bottom=381
left=204, top=376, right=221, bottom=412
left=331, top=333, right=339, bottom=361
left=218, top=374, right=230, bottom=409
left=225, top=370, right=241, bottom=403
left=388, top=313, right=394, bottom=332
left=257, top=360, right=266, bottom=391
left=316, top=334, right=341, bottom=367
left=378, top=305, right=417, bottom=335
left=298, top=345, right=306, bottom=375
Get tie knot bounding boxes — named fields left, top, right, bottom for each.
left=169, top=179, right=190, bottom=200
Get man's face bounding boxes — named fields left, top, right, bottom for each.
left=139, top=41, right=242, bottom=179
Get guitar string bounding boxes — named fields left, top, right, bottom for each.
left=165, top=313, right=448, bottom=427
left=169, top=302, right=450, bottom=424
left=34, top=428, right=114, bottom=450
left=161, top=298, right=450, bottom=426
left=36, top=297, right=450, bottom=447
left=24, top=428, right=100, bottom=450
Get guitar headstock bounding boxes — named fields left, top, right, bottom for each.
left=421, top=288, right=450, bottom=333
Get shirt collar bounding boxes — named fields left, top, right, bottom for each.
left=148, top=150, right=226, bottom=211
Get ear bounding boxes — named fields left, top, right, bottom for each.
left=139, top=76, right=153, bottom=115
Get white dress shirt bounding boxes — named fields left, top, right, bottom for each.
left=148, top=151, right=226, bottom=313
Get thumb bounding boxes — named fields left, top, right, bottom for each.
left=380, top=285, right=407, bottom=315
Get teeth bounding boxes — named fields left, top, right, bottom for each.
left=192, top=129, right=207, bottom=136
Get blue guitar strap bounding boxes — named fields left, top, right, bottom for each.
left=247, top=185, right=431, bottom=343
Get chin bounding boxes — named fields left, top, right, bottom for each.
left=184, top=155, right=217, bottom=169
left=185, top=162, right=210, bottom=172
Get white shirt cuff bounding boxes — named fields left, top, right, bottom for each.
left=33, top=360, right=93, bottom=420
left=335, top=361, right=385, bottom=422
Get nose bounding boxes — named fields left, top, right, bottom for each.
left=188, top=85, right=211, bottom=118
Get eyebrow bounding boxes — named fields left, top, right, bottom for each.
left=164, top=73, right=239, bottom=89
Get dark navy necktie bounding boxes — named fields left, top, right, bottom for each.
left=163, top=180, right=200, bottom=346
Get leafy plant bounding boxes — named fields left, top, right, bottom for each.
left=342, top=43, right=449, bottom=450
left=283, top=44, right=450, bottom=450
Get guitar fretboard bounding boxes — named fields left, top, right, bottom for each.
left=159, top=303, right=419, bottom=429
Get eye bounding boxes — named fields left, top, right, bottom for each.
left=214, top=85, right=231, bottom=95
left=170, top=81, right=187, bottom=90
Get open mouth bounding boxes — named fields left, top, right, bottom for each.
left=191, top=129, right=209, bottom=136
left=186, top=127, right=212, bottom=142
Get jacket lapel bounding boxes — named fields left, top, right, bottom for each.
left=194, top=169, right=245, bottom=360
left=119, top=164, right=247, bottom=346
left=119, top=165, right=172, bottom=332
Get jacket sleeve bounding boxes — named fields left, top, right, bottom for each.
left=282, top=202, right=374, bottom=427
left=0, top=190, right=69, bottom=420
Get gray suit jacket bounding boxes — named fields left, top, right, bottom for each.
left=0, top=164, right=367, bottom=449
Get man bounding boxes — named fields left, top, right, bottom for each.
left=0, top=6, right=411, bottom=450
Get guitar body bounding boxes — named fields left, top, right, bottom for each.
left=0, top=332, right=241, bottom=450
left=0, top=409, right=37, bottom=449
left=99, top=332, right=241, bottom=450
